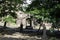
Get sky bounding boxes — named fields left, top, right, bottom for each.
left=22, top=0, right=33, bottom=11
left=22, top=0, right=32, bottom=7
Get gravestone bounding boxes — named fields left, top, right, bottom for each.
left=3, top=21, right=7, bottom=29
left=15, top=11, right=28, bottom=29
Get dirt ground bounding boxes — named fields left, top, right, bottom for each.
left=0, top=32, right=42, bottom=40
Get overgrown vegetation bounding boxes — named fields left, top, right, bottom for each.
left=0, top=0, right=60, bottom=40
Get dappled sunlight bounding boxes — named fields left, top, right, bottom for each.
left=0, top=0, right=60, bottom=40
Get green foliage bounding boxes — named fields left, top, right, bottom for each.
left=28, top=8, right=50, bottom=21
left=30, top=8, right=40, bottom=15
left=0, top=0, right=23, bottom=23
left=26, top=0, right=60, bottom=22
left=0, top=0, right=23, bottom=17
left=3, top=15, right=16, bottom=23
left=49, top=37, right=56, bottom=40
left=25, top=0, right=60, bottom=29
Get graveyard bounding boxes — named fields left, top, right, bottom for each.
left=0, top=0, right=60, bottom=40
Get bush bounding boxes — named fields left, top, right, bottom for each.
left=3, top=15, right=16, bottom=23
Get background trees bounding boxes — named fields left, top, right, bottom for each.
left=0, top=0, right=60, bottom=29
left=26, top=0, right=60, bottom=29
left=0, top=0, right=23, bottom=23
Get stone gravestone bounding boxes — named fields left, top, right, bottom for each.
left=15, top=11, right=28, bottom=29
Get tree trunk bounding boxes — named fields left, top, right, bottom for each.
left=42, top=24, right=47, bottom=40
left=20, top=23, right=23, bottom=32
left=3, top=21, right=7, bottom=29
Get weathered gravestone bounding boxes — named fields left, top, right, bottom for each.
left=15, top=11, right=28, bottom=29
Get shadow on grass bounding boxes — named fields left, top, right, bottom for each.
left=0, top=25, right=60, bottom=38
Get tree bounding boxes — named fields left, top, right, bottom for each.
left=0, top=0, right=23, bottom=22
left=26, top=0, right=60, bottom=39
left=26, top=0, right=60, bottom=28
